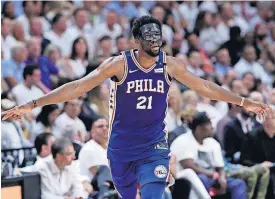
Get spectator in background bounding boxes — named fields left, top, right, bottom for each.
left=1, top=98, right=32, bottom=149
left=234, top=45, right=269, bottom=85
left=240, top=112, right=275, bottom=199
left=34, top=137, right=87, bottom=199
left=69, top=37, right=89, bottom=79
left=242, top=72, right=255, bottom=93
left=220, top=26, right=246, bottom=65
left=221, top=70, right=238, bottom=90
left=223, top=93, right=258, bottom=163
left=171, top=112, right=247, bottom=199
left=55, top=99, right=87, bottom=141
left=1, top=1, right=16, bottom=19
left=171, top=33, right=184, bottom=56
left=214, top=48, right=232, bottom=82
left=79, top=117, right=109, bottom=180
left=1, top=17, right=17, bottom=60
left=11, top=64, right=44, bottom=116
left=29, top=17, right=50, bottom=53
left=25, top=37, right=59, bottom=91
left=34, top=133, right=56, bottom=162
left=186, top=50, right=205, bottom=77
left=114, top=35, right=129, bottom=55
left=30, top=104, right=60, bottom=143
left=44, top=13, right=71, bottom=56
left=2, top=43, right=28, bottom=88
left=92, top=10, right=122, bottom=53
left=17, top=1, right=37, bottom=37
left=93, top=35, right=113, bottom=65
left=12, top=20, right=27, bottom=43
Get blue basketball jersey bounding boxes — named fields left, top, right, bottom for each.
left=107, top=49, right=172, bottom=162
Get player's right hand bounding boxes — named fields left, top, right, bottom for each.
left=2, top=103, right=33, bottom=121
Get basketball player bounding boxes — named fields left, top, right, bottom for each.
left=2, top=16, right=273, bottom=199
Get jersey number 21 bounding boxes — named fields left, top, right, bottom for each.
left=137, top=96, right=152, bottom=109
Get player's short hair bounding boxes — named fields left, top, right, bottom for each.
left=131, top=15, right=162, bottom=40
left=23, top=64, right=39, bottom=79
left=51, top=137, right=72, bottom=158
left=35, top=133, right=54, bottom=155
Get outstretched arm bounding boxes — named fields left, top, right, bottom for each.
left=167, top=56, right=273, bottom=119
left=2, top=56, right=124, bottom=120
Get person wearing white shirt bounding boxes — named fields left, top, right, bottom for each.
left=34, top=137, right=87, bottom=199
left=43, top=14, right=72, bottom=57
left=1, top=17, right=17, bottom=60
left=55, top=99, right=87, bottom=141
left=179, top=2, right=199, bottom=31
left=171, top=112, right=247, bottom=199
left=79, top=117, right=109, bottom=181
left=92, top=11, right=122, bottom=54
left=11, top=65, right=44, bottom=116
left=234, top=45, right=270, bottom=85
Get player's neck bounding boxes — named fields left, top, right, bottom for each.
left=135, top=49, right=158, bottom=69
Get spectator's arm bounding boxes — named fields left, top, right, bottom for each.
left=216, top=167, right=226, bottom=179
left=47, top=58, right=59, bottom=75
left=180, top=159, right=215, bottom=178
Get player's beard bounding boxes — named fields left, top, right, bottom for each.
left=140, top=40, right=161, bottom=57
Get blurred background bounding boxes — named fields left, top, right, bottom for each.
left=1, top=1, right=275, bottom=199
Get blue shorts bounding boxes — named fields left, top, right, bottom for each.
left=109, top=155, right=170, bottom=198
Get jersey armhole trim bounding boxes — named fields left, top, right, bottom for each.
left=163, top=52, right=172, bottom=85
left=117, top=52, right=128, bottom=85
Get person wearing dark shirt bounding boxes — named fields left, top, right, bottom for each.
left=240, top=113, right=275, bottom=199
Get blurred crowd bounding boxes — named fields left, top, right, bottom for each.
left=1, top=1, right=275, bottom=199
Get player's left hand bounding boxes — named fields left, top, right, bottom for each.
left=243, top=99, right=273, bottom=121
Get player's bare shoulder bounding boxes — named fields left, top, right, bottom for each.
left=165, top=55, right=188, bottom=78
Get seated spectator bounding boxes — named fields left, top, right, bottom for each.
left=1, top=17, right=17, bottom=60
left=240, top=112, right=275, bottom=199
left=34, top=133, right=56, bottom=162
left=171, top=112, right=247, bottom=199
left=242, top=72, right=255, bottom=93
left=11, top=64, right=44, bottom=116
left=214, top=48, right=232, bottom=81
left=34, top=137, right=87, bottom=199
left=1, top=99, right=32, bottom=149
left=186, top=50, right=205, bottom=77
left=79, top=117, right=109, bottom=181
left=55, top=99, right=87, bottom=141
left=69, top=37, right=89, bottom=79
left=1, top=43, right=28, bottom=88
left=234, top=45, right=270, bottom=85
left=25, top=37, right=59, bottom=91
left=30, top=104, right=60, bottom=142
left=114, top=35, right=129, bottom=56
left=223, top=93, right=257, bottom=163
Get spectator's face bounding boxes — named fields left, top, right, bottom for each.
left=75, top=38, right=87, bottom=56
left=116, top=37, right=129, bottom=52
left=269, top=89, right=275, bottom=105
left=231, top=80, right=246, bottom=95
left=13, top=23, right=25, bottom=42
left=216, top=49, right=231, bottom=66
left=242, top=73, right=255, bottom=91
left=106, top=11, right=117, bottom=26
left=263, top=112, right=275, bottom=135
left=15, top=47, right=28, bottom=63
left=3, top=2, right=15, bottom=18
left=200, top=122, right=214, bottom=138
left=75, top=10, right=87, bottom=29
left=29, top=69, right=41, bottom=85
left=59, top=145, right=75, bottom=165
left=91, top=118, right=109, bottom=145
left=56, top=17, right=67, bottom=32
left=100, top=39, right=112, bottom=57
left=30, top=18, right=42, bottom=36
left=65, top=99, right=82, bottom=119
left=48, top=48, right=61, bottom=63
left=28, top=39, right=42, bottom=58
left=151, top=7, right=165, bottom=22
left=49, top=109, right=60, bottom=125
left=249, top=92, right=264, bottom=103
left=172, top=33, right=183, bottom=49
left=244, top=47, right=256, bottom=62
left=221, top=3, right=233, bottom=19
left=24, top=1, right=36, bottom=16
left=204, top=12, right=212, bottom=26
left=189, top=52, right=202, bottom=68
left=1, top=18, right=12, bottom=36
left=187, top=34, right=199, bottom=49
left=42, top=136, right=55, bottom=157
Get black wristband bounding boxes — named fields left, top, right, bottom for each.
left=32, top=100, right=37, bottom=108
